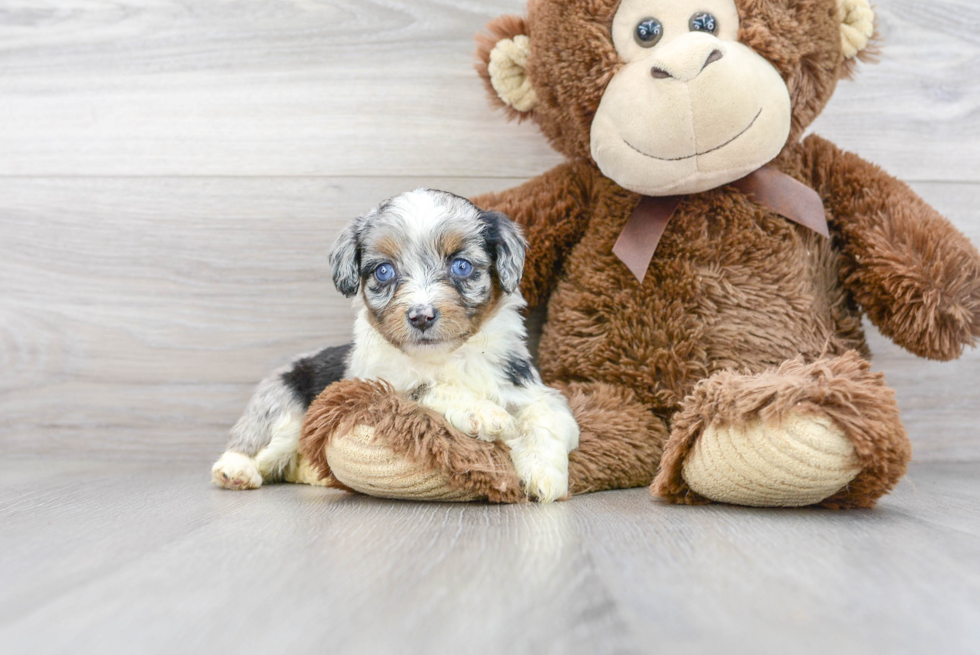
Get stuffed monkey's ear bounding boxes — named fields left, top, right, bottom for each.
left=476, top=15, right=537, bottom=119
left=838, top=0, right=875, bottom=59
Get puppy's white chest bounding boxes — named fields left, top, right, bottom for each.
left=347, top=336, right=497, bottom=397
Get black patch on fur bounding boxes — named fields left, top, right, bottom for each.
left=450, top=274, right=469, bottom=299
left=331, top=225, right=363, bottom=298
left=407, top=383, right=431, bottom=402
left=450, top=270, right=487, bottom=310
left=504, top=354, right=534, bottom=387
left=336, top=262, right=360, bottom=298
left=280, top=344, right=352, bottom=407
left=478, top=210, right=525, bottom=294
left=478, top=211, right=509, bottom=263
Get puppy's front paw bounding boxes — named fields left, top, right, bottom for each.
left=446, top=402, right=515, bottom=442
left=510, top=448, right=569, bottom=503
left=212, top=451, right=262, bottom=490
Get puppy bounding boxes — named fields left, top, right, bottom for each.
left=212, top=189, right=580, bottom=502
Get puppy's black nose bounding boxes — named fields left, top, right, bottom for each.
left=407, top=304, right=438, bottom=331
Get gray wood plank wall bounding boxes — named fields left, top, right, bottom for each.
left=2, top=0, right=978, bottom=462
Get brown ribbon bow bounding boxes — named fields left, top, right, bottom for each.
left=612, top=166, right=830, bottom=283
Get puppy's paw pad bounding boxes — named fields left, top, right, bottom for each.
left=211, top=452, right=262, bottom=490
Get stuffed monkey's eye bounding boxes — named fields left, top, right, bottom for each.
left=689, top=12, right=718, bottom=34
left=634, top=18, right=664, bottom=47
left=374, top=263, right=396, bottom=282
left=450, top=258, right=473, bottom=278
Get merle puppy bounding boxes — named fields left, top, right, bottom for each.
left=212, top=189, right=580, bottom=502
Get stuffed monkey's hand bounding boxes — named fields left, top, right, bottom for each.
left=804, top=134, right=980, bottom=360
left=844, top=199, right=980, bottom=361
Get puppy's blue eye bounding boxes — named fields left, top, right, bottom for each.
left=374, top=263, right=396, bottom=282
left=450, top=258, right=473, bottom=278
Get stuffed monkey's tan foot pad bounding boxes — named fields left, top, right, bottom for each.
left=325, top=424, right=481, bottom=502
left=681, top=412, right=862, bottom=507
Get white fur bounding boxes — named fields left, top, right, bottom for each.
left=211, top=359, right=309, bottom=490
left=254, top=412, right=304, bottom=479
left=211, top=451, right=262, bottom=490
left=509, top=386, right=581, bottom=502
left=212, top=189, right=579, bottom=501
left=389, top=189, right=465, bottom=242
left=348, top=291, right=580, bottom=502
left=212, top=413, right=304, bottom=491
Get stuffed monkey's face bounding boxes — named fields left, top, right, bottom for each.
left=590, top=0, right=793, bottom=196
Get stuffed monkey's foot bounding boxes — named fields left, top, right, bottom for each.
left=326, top=424, right=483, bottom=501
left=212, top=451, right=262, bottom=490
left=300, top=379, right=526, bottom=503
left=653, top=352, right=912, bottom=508
left=680, top=412, right=861, bottom=507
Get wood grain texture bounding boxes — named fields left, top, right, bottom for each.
left=1, top=178, right=978, bottom=460
left=1, top=460, right=978, bottom=654
left=0, top=176, right=523, bottom=458
left=0, top=0, right=976, bottom=180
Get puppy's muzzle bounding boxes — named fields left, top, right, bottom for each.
left=407, top=304, right=439, bottom=332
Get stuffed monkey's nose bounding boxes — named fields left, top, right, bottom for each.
left=702, top=49, right=724, bottom=70
left=407, top=304, right=438, bottom=331
left=649, top=35, right=725, bottom=82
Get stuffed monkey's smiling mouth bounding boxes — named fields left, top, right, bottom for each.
left=624, top=109, right=763, bottom=162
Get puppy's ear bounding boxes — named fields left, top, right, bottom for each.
left=329, top=216, right=365, bottom=298
left=480, top=210, right=526, bottom=294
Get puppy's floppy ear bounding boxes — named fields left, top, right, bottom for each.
left=329, top=216, right=365, bottom=298
left=480, top=210, right=526, bottom=294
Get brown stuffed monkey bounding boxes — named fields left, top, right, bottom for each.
left=298, top=0, right=980, bottom=508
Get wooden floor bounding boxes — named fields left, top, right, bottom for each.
left=1, top=460, right=979, bottom=655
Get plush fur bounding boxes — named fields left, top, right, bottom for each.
left=335, top=189, right=579, bottom=502
left=301, top=378, right=526, bottom=503
left=216, top=190, right=580, bottom=501
left=301, top=378, right=667, bottom=499
left=653, top=351, right=910, bottom=508
left=212, top=345, right=353, bottom=490
left=297, top=0, right=980, bottom=508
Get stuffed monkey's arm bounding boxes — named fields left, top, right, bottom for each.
left=471, top=161, right=593, bottom=307
left=802, top=134, right=980, bottom=361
